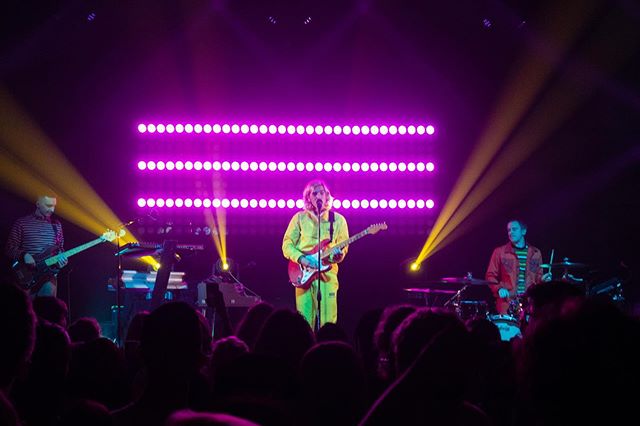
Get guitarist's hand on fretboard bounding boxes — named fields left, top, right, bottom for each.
left=57, top=253, right=68, bottom=268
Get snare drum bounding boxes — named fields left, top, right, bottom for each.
left=487, top=314, right=522, bottom=341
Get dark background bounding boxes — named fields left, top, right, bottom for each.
left=2, top=0, right=638, bottom=336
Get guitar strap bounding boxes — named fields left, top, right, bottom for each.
left=329, top=211, right=335, bottom=242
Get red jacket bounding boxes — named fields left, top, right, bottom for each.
left=485, top=242, right=543, bottom=314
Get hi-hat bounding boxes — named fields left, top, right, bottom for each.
left=441, top=276, right=492, bottom=285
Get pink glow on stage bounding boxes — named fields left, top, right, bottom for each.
left=136, top=197, right=436, bottom=210
left=137, top=122, right=435, bottom=136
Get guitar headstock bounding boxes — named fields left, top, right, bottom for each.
left=367, top=222, right=388, bottom=235
left=101, top=229, right=126, bottom=242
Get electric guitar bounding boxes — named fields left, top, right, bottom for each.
left=12, top=229, right=124, bottom=291
left=288, top=222, right=387, bottom=288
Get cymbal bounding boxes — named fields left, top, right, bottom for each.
left=541, top=260, right=589, bottom=269
left=441, top=277, right=492, bottom=285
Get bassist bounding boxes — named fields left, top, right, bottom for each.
left=282, top=180, right=349, bottom=327
left=5, top=194, right=68, bottom=296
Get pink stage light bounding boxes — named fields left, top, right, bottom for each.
left=139, top=122, right=435, bottom=137
left=138, top=197, right=435, bottom=209
left=137, top=159, right=435, bottom=174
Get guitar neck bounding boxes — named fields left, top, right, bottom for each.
left=321, top=228, right=371, bottom=259
left=45, top=237, right=105, bottom=266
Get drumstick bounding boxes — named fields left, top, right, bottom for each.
left=548, top=249, right=555, bottom=271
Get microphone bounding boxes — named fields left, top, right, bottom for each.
left=316, top=199, right=323, bottom=212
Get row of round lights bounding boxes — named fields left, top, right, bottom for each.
left=138, top=160, right=435, bottom=173
left=137, top=123, right=435, bottom=136
left=137, top=198, right=435, bottom=209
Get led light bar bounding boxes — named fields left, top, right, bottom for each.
left=137, top=160, right=436, bottom=173
left=136, top=197, right=435, bottom=210
left=137, top=123, right=436, bottom=136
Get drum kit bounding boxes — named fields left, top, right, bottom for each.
left=406, top=258, right=599, bottom=342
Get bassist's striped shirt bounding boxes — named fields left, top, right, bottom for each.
left=5, top=213, right=64, bottom=262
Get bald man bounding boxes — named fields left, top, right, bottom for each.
left=6, top=195, right=67, bottom=296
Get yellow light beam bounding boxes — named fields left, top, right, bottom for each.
left=422, top=5, right=640, bottom=260
left=416, top=0, right=607, bottom=264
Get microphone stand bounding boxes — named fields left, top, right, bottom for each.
left=114, top=219, right=135, bottom=347
left=315, top=200, right=323, bottom=333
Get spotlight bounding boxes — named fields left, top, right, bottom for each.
left=410, top=262, right=421, bottom=272
left=267, top=16, right=277, bottom=25
left=215, top=258, right=236, bottom=277
left=303, top=16, right=312, bottom=25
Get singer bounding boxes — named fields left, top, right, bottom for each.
left=5, top=194, right=68, bottom=296
left=282, top=180, right=349, bottom=327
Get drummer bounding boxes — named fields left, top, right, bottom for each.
left=485, top=220, right=551, bottom=315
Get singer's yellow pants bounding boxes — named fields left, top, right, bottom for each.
left=295, top=272, right=339, bottom=328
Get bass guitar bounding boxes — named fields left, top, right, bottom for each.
left=288, top=222, right=387, bottom=288
left=12, top=229, right=123, bottom=291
